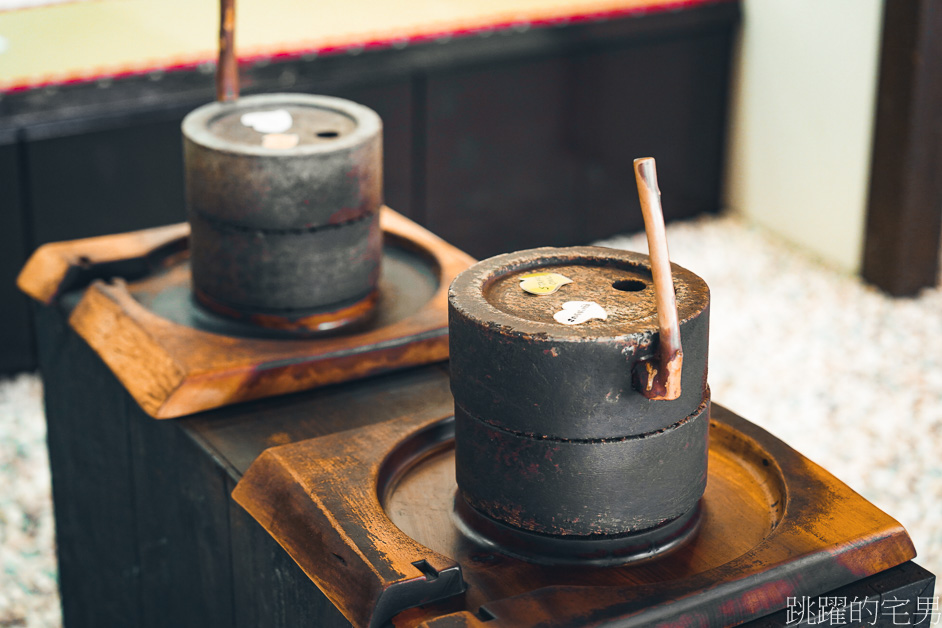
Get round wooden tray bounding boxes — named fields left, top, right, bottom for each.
left=383, top=415, right=783, bottom=581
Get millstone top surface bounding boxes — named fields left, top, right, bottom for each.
left=182, top=93, right=381, bottom=157
left=451, top=246, right=709, bottom=340
left=207, top=105, right=357, bottom=147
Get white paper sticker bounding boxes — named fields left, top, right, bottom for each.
left=553, top=301, right=608, bottom=325
left=241, top=109, right=293, bottom=134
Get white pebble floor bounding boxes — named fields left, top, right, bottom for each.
left=1, top=212, right=939, bottom=626
left=596, top=213, right=942, bottom=600
left=0, top=374, right=57, bottom=627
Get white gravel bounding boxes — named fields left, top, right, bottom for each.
left=597, top=213, right=942, bottom=596
left=0, top=373, right=58, bottom=628
left=1, top=211, right=939, bottom=625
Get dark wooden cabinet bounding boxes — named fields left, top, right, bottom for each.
left=0, top=139, right=34, bottom=372
left=25, top=119, right=188, bottom=244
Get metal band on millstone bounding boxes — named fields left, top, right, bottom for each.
left=182, top=93, right=383, bottom=332
left=448, top=246, right=711, bottom=560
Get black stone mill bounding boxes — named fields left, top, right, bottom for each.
left=181, top=0, right=383, bottom=335
left=448, top=157, right=711, bottom=565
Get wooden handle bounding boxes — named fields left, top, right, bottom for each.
left=216, top=0, right=239, bottom=102
left=633, top=157, right=683, bottom=400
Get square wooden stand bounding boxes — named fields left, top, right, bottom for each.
left=19, top=208, right=475, bottom=418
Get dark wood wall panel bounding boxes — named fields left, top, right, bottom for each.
left=21, top=79, right=413, bottom=248
left=423, top=26, right=736, bottom=259
left=0, top=142, right=35, bottom=371
left=424, top=57, right=579, bottom=259
left=330, top=80, right=414, bottom=217
left=25, top=118, right=187, bottom=245
left=571, top=29, right=735, bottom=242
left=128, top=407, right=236, bottom=628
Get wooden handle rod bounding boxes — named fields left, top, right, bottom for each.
left=216, top=0, right=239, bottom=102
left=633, top=157, right=683, bottom=400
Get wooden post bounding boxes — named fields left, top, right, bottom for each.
left=862, top=0, right=942, bottom=296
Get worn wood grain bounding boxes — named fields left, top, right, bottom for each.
left=233, top=414, right=464, bottom=628
left=228, top=475, right=351, bottom=628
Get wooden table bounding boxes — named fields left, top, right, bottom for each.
left=33, top=295, right=935, bottom=627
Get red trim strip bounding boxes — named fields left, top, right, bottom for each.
left=2, top=0, right=733, bottom=93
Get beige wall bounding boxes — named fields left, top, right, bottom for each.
left=724, top=0, right=884, bottom=274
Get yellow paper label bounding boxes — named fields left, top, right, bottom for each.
left=519, top=272, right=573, bottom=295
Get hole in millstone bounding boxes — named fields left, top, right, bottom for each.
left=316, top=130, right=340, bottom=138
left=612, top=279, right=647, bottom=292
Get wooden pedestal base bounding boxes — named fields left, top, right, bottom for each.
left=18, top=208, right=475, bottom=418
left=234, top=406, right=917, bottom=628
